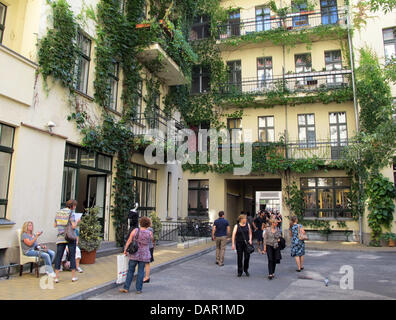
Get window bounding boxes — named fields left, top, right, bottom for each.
left=227, top=118, right=242, bottom=144
left=329, top=112, right=348, bottom=159
left=132, top=164, right=157, bottom=217
left=257, top=57, right=273, bottom=89
left=190, top=15, right=210, bottom=40
left=301, top=177, right=352, bottom=219
left=0, top=124, right=14, bottom=219
left=108, top=61, right=119, bottom=111
left=256, top=6, right=271, bottom=32
left=383, top=28, right=396, bottom=64
left=0, top=2, right=6, bottom=44
left=295, top=53, right=312, bottom=86
left=393, top=158, right=396, bottom=188
left=191, top=65, right=210, bottom=94
left=321, top=0, right=338, bottom=25
left=298, top=114, right=316, bottom=147
left=74, top=31, right=91, bottom=94
left=188, top=180, right=209, bottom=217
left=325, top=50, right=343, bottom=84
left=228, top=10, right=240, bottom=36
left=258, top=116, right=275, bottom=142
left=292, top=1, right=308, bottom=27
left=227, top=60, right=242, bottom=91
left=81, top=149, right=95, bottom=167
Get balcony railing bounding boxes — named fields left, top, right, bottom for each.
left=221, top=70, right=351, bottom=96
left=286, top=139, right=350, bottom=161
left=216, top=9, right=347, bottom=40
left=130, top=107, right=185, bottom=142
left=207, top=140, right=351, bottom=161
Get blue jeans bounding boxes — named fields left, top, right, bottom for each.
left=123, top=260, right=146, bottom=292
left=25, top=249, right=55, bottom=273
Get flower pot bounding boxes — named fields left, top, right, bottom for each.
left=80, top=249, right=97, bottom=264
left=388, top=239, right=396, bottom=247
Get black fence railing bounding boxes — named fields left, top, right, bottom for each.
left=221, top=70, right=351, bottom=96
left=216, top=9, right=347, bottom=40
left=286, top=139, right=350, bottom=160
left=130, top=106, right=185, bottom=142
left=159, top=220, right=213, bottom=243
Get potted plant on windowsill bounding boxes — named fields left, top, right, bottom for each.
left=79, top=207, right=102, bottom=264
left=381, top=232, right=396, bottom=247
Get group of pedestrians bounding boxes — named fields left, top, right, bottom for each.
left=212, top=210, right=306, bottom=280
left=20, top=199, right=84, bottom=283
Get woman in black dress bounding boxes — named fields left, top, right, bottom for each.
left=232, top=214, right=253, bottom=277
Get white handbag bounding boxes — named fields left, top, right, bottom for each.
left=116, top=254, right=129, bottom=284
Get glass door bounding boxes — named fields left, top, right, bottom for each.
left=321, top=0, right=338, bottom=25
left=256, top=7, right=271, bottom=32
left=329, top=112, right=348, bottom=160
left=87, top=175, right=107, bottom=237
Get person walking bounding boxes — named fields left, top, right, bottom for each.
left=231, top=214, right=252, bottom=277
left=252, top=211, right=265, bottom=254
left=212, top=211, right=230, bottom=266
left=120, top=216, right=153, bottom=294
left=143, top=224, right=155, bottom=284
left=263, top=217, right=282, bottom=280
left=54, top=199, right=78, bottom=283
left=289, top=216, right=306, bottom=272
left=21, top=221, right=56, bottom=277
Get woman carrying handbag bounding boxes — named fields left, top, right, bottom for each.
left=289, top=216, right=307, bottom=272
left=263, top=217, right=282, bottom=280
left=231, top=214, right=253, bottom=277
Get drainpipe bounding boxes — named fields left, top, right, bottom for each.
left=346, top=3, right=363, bottom=244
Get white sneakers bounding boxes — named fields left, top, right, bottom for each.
left=47, top=271, right=56, bottom=278
left=77, top=267, right=83, bottom=273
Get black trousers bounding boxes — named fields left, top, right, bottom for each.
left=236, top=241, right=250, bottom=274
left=55, top=241, right=76, bottom=270
left=266, top=245, right=280, bottom=275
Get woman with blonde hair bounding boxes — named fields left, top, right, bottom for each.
left=20, top=221, right=56, bottom=277
left=263, top=217, right=282, bottom=279
left=289, top=216, right=306, bottom=272
left=232, top=214, right=253, bottom=277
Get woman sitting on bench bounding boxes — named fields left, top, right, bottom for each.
left=21, top=221, right=56, bottom=277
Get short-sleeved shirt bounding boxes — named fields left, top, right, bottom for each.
left=214, top=218, right=229, bottom=237
left=21, top=232, right=37, bottom=254
left=54, top=208, right=75, bottom=244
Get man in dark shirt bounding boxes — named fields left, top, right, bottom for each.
left=252, top=211, right=266, bottom=254
left=212, top=211, right=230, bottom=266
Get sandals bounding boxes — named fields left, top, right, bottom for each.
left=119, top=288, right=128, bottom=293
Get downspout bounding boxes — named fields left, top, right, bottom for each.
left=346, top=2, right=363, bottom=244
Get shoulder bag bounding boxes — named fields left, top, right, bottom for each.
left=65, top=213, right=77, bottom=241
left=279, top=236, right=286, bottom=250
left=298, top=224, right=308, bottom=241
left=127, top=228, right=140, bottom=254
left=238, top=224, right=255, bottom=254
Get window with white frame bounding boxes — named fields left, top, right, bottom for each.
left=258, top=116, right=275, bottom=143
left=107, top=61, right=119, bottom=111
left=383, top=28, right=396, bottom=64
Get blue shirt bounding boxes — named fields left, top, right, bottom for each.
left=214, top=218, right=229, bottom=237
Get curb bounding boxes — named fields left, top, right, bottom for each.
left=61, top=244, right=216, bottom=300
left=304, top=245, right=396, bottom=253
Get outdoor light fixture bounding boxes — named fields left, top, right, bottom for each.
left=47, top=121, right=56, bottom=133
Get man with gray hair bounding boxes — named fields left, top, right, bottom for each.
left=212, top=211, right=230, bottom=266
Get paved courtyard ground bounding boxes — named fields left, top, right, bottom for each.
left=89, top=244, right=396, bottom=300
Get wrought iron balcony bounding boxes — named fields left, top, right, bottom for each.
left=216, top=9, right=347, bottom=40
left=129, top=106, right=185, bottom=142
left=221, top=70, right=352, bottom=96
left=286, top=139, right=350, bottom=161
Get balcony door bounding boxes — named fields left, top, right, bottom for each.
left=321, top=0, right=338, bottom=25
left=256, top=7, right=271, bottom=32
left=257, top=57, right=273, bottom=90
left=295, top=53, right=313, bottom=87
left=329, top=112, right=348, bottom=160
left=227, top=60, right=242, bottom=92
left=325, top=50, right=343, bottom=85
left=292, top=1, right=309, bottom=27
left=228, top=10, right=240, bottom=36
